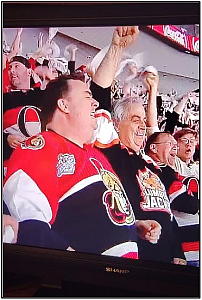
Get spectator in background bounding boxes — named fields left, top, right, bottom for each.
left=3, top=38, right=75, bottom=162
left=8, top=55, right=32, bottom=90
left=144, top=131, right=199, bottom=266
left=3, top=28, right=23, bottom=93
left=3, top=56, right=43, bottom=164
left=159, top=92, right=191, bottom=134
left=173, top=128, right=199, bottom=179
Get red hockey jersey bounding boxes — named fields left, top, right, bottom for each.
left=3, top=131, right=138, bottom=258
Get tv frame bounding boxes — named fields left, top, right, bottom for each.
left=2, top=1, right=200, bottom=297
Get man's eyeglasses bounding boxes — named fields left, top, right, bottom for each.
left=179, top=138, right=196, bottom=145
left=153, top=141, right=178, bottom=149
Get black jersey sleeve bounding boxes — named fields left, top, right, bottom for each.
left=90, top=81, right=112, bottom=112
left=17, top=220, right=69, bottom=250
left=171, top=218, right=186, bottom=260
left=171, top=193, right=199, bottom=214
left=164, top=111, right=179, bottom=134
left=68, top=61, right=76, bottom=74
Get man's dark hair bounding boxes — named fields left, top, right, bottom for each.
left=144, top=131, right=171, bottom=154
left=40, top=73, right=85, bottom=130
left=9, top=55, right=31, bottom=69
left=173, top=128, right=197, bottom=141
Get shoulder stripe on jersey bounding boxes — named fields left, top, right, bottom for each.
left=182, top=241, right=199, bottom=252
left=184, top=250, right=199, bottom=262
left=59, top=175, right=102, bottom=202
left=102, top=241, right=138, bottom=258
left=95, top=112, right=112, bottom=122
left=169, top=185, right=187, bottom=202
left=94, top=138, right=120, bottom=149
left=172, top=210, right=199, bottom=227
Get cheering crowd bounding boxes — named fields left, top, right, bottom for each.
left=3, top=26, right=199, bottom=267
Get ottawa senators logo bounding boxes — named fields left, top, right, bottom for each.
left=90, top=158, right=135, bottom=226
left=21, top=135, right=45, bottom=150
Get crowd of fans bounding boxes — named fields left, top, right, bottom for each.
left=3, top=26, right=199, bottom=267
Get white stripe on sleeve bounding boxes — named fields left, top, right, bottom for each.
left=3, top=169, right=52, bottom=224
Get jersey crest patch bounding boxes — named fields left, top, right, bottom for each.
left=90, top=157, right=135, bottom=226
left=137, top=167, right=171, bottom=213
left=56, top=153, right=76, bottom=177
left=21, top=135, right=45, bottom=150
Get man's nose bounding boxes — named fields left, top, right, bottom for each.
left=139, top=119, right=146, bottom=129
left=185, top=142, right=192, bottom=148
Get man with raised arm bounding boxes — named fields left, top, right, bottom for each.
left=3, top=72, right=161, bottom=258
left=90, top=26, right=179, bottom=263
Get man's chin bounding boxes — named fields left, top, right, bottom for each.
left=134, top=139, right=144, bottom=150
left=132, top=143, right=142, bottom=153
left=184, top=154, right=193, bottom=161
left=93, top=119, right=98, bottom=130
left=168, top=158, right=175, bottom=167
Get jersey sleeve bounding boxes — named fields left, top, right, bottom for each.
left=90, top=81, right=112, bottom=112
left=3, top=135, right=68, bottom=249
left=92, top=109, right=119, bottom=147
left=167, top=173, right=199, bottom=214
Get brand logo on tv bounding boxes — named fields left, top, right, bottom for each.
left=105, top=267, right=130, bottom=274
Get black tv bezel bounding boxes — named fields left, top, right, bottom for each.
left=3, top=1, right=200, bottom=297
left=3, top=243, right=200, bottom=297
left=2, top=1, right=200, bottom=27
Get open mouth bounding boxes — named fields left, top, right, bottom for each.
left=135, top=128, right=146, bottom=137
left=185, top=150, right=192, bottom=154
left=136, top=132, right=144, bottom=137
left=90, top=111, right=96, bottom=119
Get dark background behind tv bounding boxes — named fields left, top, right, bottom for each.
left=3, top=1, right=200, bottom=297
left=3, top=1, right=200, bottom=27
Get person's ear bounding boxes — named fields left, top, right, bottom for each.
left=57, top=98, right=69, bottom=113
left=150, top=143, right=157, bottom=153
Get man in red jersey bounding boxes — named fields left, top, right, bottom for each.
left=3, top=73, right=161, bottom=259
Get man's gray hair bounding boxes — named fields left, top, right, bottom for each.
left=112, top=96, right=142, bottom=122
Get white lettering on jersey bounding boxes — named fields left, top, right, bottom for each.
left=136, top=167, right=171, bottom=214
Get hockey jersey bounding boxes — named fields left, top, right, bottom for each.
left=160, top=164, right=199, bottom=264
left=101, top=144, right=174, bottom=263
left=3, top=131, right=138, bottom=259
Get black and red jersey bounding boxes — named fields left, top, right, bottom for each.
left=3, top=131, right=138, bottom=259
left=158, top=164, right=199, bottom=264
left=101, top=144, right=174, bottom=263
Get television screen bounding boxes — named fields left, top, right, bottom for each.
left=3, top=2, right=199, bottom=297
